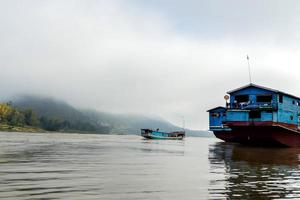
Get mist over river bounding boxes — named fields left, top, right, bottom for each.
left=1, top=132, right=300, bottom=199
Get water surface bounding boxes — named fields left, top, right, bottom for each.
left=0, top=132, right=300, bottom=199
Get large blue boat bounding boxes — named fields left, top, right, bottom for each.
left=141, top=129, right=185, bottom=140
left=208, top=83, right=300, bottom=147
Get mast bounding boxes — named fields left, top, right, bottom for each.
left=247, top=55, right=252, bottom=84
left=182, top=116, right=185, bottom=132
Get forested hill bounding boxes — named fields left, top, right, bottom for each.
left=11, top=95, right=109, bottom=133
left=2, top=95, right=212, bottom=137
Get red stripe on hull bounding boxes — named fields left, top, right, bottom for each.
left=226, top=121, right=298, bottom=131
left=214, top=125, right=300, bottom=147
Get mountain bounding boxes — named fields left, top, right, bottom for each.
left=13, top=95, right=85, bottom=122
left=12, top=95, right=109, bottom=133
left=11, top=95, right=213, bottom=137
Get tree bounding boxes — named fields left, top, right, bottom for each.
left=0, top=103, right=13, bottom=123
left=24, top=109, right=39, bottom=126
left=7, top=109, right=25, bottom=126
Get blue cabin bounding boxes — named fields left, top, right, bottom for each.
left=208, top=84, right=300, bottom=131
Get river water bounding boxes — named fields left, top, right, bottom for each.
left=0, top=132, right=300, bottom=199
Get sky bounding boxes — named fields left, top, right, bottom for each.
left=1, top=0, right=300, bottom=130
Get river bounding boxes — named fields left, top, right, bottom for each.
left=0, top=132, right=300, bottom=199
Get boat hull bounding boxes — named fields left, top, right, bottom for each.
left=213, top=125, right=300, bottom=147
left=142, top=135, right=184, bottom=140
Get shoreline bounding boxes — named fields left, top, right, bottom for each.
left=0, top=123, right=46, bottom=133
left=0, top=124, right=105, bottom=134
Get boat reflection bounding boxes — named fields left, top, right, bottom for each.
left=139, top=139, right=185, bottom=156
left=209, top=142, right=300, bottom=199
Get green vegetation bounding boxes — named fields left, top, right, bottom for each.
left=0, top=102, right=42, bottom=132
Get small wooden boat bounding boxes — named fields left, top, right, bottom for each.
left=141, top=129, right=185, bottom=140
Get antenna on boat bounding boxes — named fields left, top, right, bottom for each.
left=247, top=55, right=252, bottom=84
left=182, top=116, right=185, bottom=132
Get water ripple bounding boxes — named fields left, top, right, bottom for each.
left=1, top=132, right=300, bottom=199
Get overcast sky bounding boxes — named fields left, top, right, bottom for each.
left=1, top=0, right=300, bottom=129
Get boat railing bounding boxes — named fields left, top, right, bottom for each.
left=231, top=102, right=277, bottom=110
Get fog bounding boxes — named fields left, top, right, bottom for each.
left=1, top=0, right=300, bottom=129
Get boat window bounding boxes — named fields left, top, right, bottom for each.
left=235, top=95, right=249, bottom=103
left=211, top=113, right=219, bottom=117
left=249, top=111, right=261, bottom=119
left=291, top=116, right=294, bottom=120
left=292, top=100, right=295, bottom=105
left=279, top=94, right=283, bottom=103
left=256, top=95, right=272, bottom=103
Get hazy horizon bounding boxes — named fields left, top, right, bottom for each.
left=2, top=0, right=300, bottom=129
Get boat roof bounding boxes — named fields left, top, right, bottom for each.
left=227, top=83, right=300, bottom=101
left=207, top=106, right=226, bottom=112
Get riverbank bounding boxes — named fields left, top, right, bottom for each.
left=0, top=123, right=45, bottom=133
left=0, top=124, right=101, bottom=134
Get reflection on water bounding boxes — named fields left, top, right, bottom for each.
left=209, top=142, right=300, bottom=199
